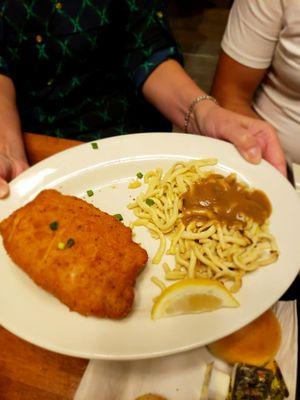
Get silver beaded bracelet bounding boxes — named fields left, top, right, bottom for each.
left=184, top=95, right=218, bottom=133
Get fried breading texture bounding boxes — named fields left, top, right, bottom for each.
left=0, top=189, right=148, bottom=319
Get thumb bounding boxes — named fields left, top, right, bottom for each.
left=0, top=155, right=13, bottom=198
left=0, top=177, right=9, bottom=199
left=0, top=154, right=13, bottom=181
left=221, top=128, right=262, bottom=164
left=12, top=159, right=29, bottom=179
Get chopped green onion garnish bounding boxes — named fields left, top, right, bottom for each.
left=66, top=238, right=75, bottom=248
left=113, top=213, right=123, bottom=221
left=49, top=221, right=58, bottom=231
left=91, top=142, right=98, bottom=149
left=136, top=172, right=143, bottom=179
left=86, top=189, right=94, bottom=197
left=146, top=198, right=155, bottom=206
left=58, top=242, right=65, bottom=250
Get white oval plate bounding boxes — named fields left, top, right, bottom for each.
left=0, top=133, right=299, bottom=360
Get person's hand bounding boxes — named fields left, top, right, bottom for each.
left=0, top=153, right=29, bottom=198
left=193, top=101, right=287, bottom=176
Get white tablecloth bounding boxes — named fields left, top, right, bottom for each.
left=75, top=301, right=298, bottom=400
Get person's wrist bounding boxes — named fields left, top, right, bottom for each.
left=184, top=95, right=218, bottom=134
left=194, top=98, right=218, bottom=118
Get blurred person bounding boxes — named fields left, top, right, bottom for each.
left=211, top=0, right=300, bottom=164
left=0, top=0, right=286, bottom=198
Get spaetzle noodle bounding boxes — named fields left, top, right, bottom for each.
left=128, top=159, right=279, bottom=292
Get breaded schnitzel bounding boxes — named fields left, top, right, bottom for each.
left=0, top=189, right=148, bottom=319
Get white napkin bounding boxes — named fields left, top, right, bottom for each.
left=75, top=301, right=298, bottom=400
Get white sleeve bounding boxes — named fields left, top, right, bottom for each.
left=221, top=0, right=284, bottom=69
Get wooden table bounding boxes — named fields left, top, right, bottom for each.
left=0, top=133, right=88, bottom=400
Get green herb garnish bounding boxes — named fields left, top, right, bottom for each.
left=146, top=198, right=155, bottom=206
left=58, top=242, right=65, bottom=250
left=49, top=221, right=58, bottom=231
left=113, top=214, right=123, bottom=221
left=136, top=172, right=143, bottom=179
left=86, top=189, right=94, bottom=197
left=66, top=238, right=75, bottom=248
left=91, top=142, right=98, bottom=149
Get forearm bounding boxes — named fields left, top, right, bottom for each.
left=229, top=102, right=261, bottom=120
left=210, top=52, right=267, bottom=121
left=211, top=87, right=261, bottom=120
left=142, top=59, right=208, bottom=132
left=0, top=75, right=27, bottom=162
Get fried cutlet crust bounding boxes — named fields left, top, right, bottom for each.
left=0, top=189, right=148, bottom=319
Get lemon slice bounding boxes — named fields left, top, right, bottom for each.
left=151, top=278, right=239, bottom=320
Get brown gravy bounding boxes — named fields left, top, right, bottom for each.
left=181, top=174, right=271, bottom=227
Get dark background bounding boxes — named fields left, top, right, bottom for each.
left=168, top=0, right=232, bottom=92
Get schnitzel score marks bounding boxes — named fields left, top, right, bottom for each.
left=0, top=190, right=148, bottom=319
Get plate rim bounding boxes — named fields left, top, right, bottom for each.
left=1, top=132, right=299, bottom=360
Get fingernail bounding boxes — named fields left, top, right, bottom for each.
left=244, top=147, right=261, bottom=164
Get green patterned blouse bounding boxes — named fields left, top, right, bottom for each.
left=0, top=1, right=182, bottom=140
